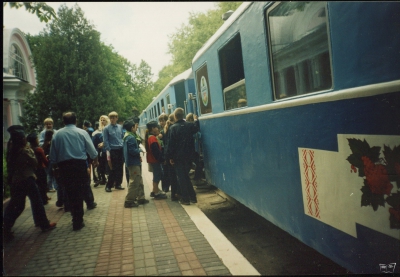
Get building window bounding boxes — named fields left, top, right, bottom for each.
left=218, top=33, right=247, bottom=110
left=267, top=2, right=333, bottom=100
left=9, top=44, right=28, bottom=81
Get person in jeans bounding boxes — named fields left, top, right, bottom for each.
left=4, top=125, right=56, bottom=241
left=123, top=120, right=149, bottom=207
left=166, top=108, right=199, bottom=205
left=103, top=111, right=125, bottom=192
left=145, top=121, right=167, bottom=199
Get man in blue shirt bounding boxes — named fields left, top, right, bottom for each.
left=50, top=112, right=98, bottom=231
left=103, top=111, right=125, bottom=192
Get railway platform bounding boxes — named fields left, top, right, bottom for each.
left=3, top=161, right=260, bottom=276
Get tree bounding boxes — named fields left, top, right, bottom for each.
left=153, top=2, right=242, bottom=94
left=23, top=4, right=153, bottom=129
left=3, top=2, right=57, bottom=22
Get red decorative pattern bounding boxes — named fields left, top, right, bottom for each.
left=302, top=149, right=320, bottom=219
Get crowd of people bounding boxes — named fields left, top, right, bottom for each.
left=4, top=108, right=202, bottom=241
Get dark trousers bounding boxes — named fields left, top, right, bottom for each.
left=58, top=159, right=88, bottom=228
left=98, top=152, right=107, bottom=182
left=174, top=161, right=196, bottom=202
left=164, top=162, right=180, bottom=197
left=161, top=163, right=169, bottom=192
left=36, top=167, right=48, bottom=204
left=84, top=179, right=95, bottom=206
left=4, top=176, right=50, bottom=230
left=107, top=148, right=124, bottom=189
left=56, top=179, right=93, bottom=209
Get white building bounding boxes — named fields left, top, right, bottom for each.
left=3, top=28, right=36, bottom=148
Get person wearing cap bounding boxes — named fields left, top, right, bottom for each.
left=49, top=112, right=99, bottom=231
left=102, top=111, right=125, bottom=192
left=27, top=132, right=50, bottom=205
left=122, top=120, right=149, bottom=207
left=4, top=125, right=57, bottom=241
left=166, top=108, right=199, bottom=205
left=145, top=121, right=167, bottom=199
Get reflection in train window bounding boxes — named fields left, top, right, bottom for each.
left=267, top=2, right=333, bottom=99
left=218, top=33, right=247, bottom=110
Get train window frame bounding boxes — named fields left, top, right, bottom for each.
left=266, top=2, right=334, bottom=101
left=217, top=32, right=247, bottom=111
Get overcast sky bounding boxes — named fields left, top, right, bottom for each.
left=3, top=2, right=217, bottom=80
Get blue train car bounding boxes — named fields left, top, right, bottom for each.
left=138, top=68, right=196, bottom=137
left=192, top=2, right=400, bottom=274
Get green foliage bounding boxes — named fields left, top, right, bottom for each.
left=153, top=2, right=242, bottom=96
left=4, top=2, right=57, bottom=22
left=22, top=4, right=154, bottom=128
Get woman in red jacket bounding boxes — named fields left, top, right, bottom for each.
left=145, top=121, right=167, bottom=199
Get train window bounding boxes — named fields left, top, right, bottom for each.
left=161, top=99, right=165, bottom=113
left=267, top=2, right=332, bottom=99
left=157, top=103, right=161, bottom=116
left=166, top=94, right=171, bottom=114
left=218, top=33, right=247, bottom=110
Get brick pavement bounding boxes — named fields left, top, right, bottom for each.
left=3, top=163, right=259, bottom=276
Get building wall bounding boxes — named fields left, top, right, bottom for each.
left=3, top=28, right=36, bottom=148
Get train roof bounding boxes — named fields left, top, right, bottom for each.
left=139, top=68, right=192, bottom=117
left=192, top=2, right=253, bottom=65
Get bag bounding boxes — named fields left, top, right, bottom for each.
left=148, top=163, right=153, bottom=172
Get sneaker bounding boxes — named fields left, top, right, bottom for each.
left=179, top=199, right=190, bottom=205
left=87, top=202, right=97, bottom=210
left=124, top=202, right=139, bottom=208
left=150, top=192, right=155, bottom=197
left=42, top=222, right=57, bottom=232
left=154, top=192, right=167, bottom=200
left=105, top=187, right=112, bottom=192
left=137, top=199, right=149, bottom=205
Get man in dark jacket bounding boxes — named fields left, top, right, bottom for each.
left=166, top=108, right=199, bottom=205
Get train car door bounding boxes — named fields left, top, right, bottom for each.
left=174, top=82, right=186, bottom=110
